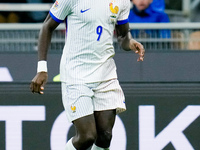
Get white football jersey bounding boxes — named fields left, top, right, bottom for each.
left=50, top=0, right=130, bottom=84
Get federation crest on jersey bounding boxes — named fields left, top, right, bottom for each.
left=109, top=3, right=119, bottom=14
left=53, top=1, right=59, bottom=9
left=109, top=2, right=119, bottom=24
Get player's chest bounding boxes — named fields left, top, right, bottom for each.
left=71, top=0, right=122, bottom=24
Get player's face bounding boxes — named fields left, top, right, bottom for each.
left=132, top=0, right=153, bottom=11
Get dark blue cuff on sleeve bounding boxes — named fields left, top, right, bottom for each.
left=117, top=19, right=129, bottom=25
left=49, top=11, right=63, bottom=23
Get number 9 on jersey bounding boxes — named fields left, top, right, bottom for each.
left=96, top=26, right=103, bottom=41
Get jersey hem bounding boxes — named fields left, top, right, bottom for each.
left=60, top=77, right=118, bottom=85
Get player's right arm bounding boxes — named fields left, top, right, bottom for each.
left=30, top=14, right=60, bottom=94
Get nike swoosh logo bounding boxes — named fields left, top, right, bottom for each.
left=80, top=8, right=91, bottom=13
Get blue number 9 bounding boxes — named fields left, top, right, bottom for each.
left=96, top=26, right=103, bottom=41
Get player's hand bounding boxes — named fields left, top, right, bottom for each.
left=30, top=72, right=48, bottom=94
left=129, top=39, right=145, bottom=62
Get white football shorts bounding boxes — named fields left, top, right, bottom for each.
left=61, top=79, right=126, bottom=122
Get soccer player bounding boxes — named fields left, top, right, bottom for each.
left=30, top=0, right=145, bottom=149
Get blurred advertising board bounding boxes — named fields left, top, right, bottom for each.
left=0, top=82, right=199, bottom=150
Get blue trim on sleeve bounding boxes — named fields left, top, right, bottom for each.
left=117, top=19, right=129, bottom=25
left=49, top=11, right=63, bottom=23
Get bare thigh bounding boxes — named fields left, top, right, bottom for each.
left=72, top=114, right=97, bottom=150
left=94, top=109, right=116, bottom=148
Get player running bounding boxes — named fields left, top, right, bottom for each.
left=30, top=0, right=145, bottom=149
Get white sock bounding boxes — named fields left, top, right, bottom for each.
left=91, top=144, right=109, bottom=150
left=65, top=138, right=76, bottom=150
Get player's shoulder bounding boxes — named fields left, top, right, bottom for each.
left=119, top=0, right=130, bottom=2
left=114, top=0, right=130, bottom=5
left=120, top=0, right=130, bottom=4
left=117, top=0, right=130, bottom=9
left=54, top=0, right=74, bottom=6
left=51, top=0, right=76, bottom=12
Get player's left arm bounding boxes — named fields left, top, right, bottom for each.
left=115, top=23, right=145, bottom=61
